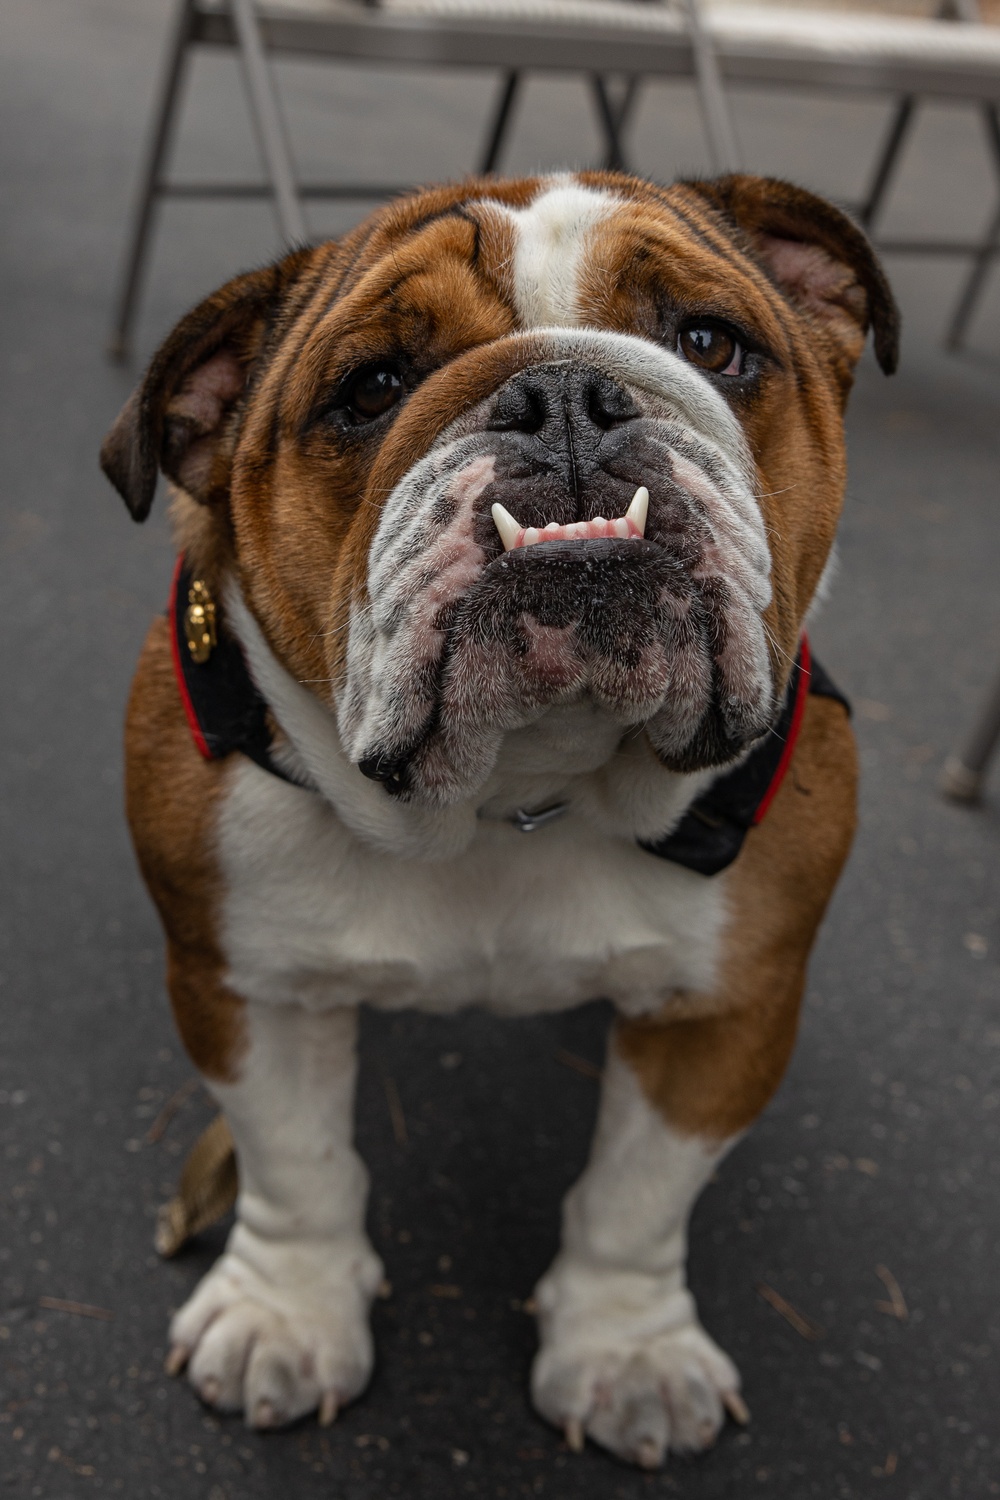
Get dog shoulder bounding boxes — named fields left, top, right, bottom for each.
left=752, top=691, right=857, bottom=892
left=724, top=691, right=857, bottom=976
left=125, top=614, right=228, bottom=937
left=126, top=616, right=251, bottom=1080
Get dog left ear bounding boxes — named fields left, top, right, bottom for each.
left=101, top=247, right=313, bottom=521
left=688, top=174, right=899, bottom=380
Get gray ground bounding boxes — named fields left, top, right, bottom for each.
left=3, top=2, right=1000, bottom=1496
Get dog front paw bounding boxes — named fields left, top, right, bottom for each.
left=166, top=1228, right=383, bottom=1428
left=531, top=1264, right=745, bottom=1468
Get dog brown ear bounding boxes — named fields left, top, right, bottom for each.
left=687, top=174, right=899, bottom=380
left=100, top=248, right=313, bottom=521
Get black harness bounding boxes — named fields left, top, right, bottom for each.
left=170, top=556, right=849, bottom=878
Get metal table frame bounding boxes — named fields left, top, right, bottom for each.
left=108, top=0, right=1000, bottom=359
left=108, top=0, right=737, bottom=356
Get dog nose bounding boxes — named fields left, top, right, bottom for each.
left=487, top=363, right=638, bottom=441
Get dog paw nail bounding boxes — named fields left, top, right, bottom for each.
left=251, top=1400, right=277, bottom=1429
left=318, top=1391, right=339, bottom=1427
left=723, top=1391, right=750, bottom=1426
left=564, top=1418, right=585, bottom=1453
left=164, top=1345, right=189, bottom=1377
left=636, top=1438, right=664, bottom=1470
left=200, top=1378, right=221, bottom=1405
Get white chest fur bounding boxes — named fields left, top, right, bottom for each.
left=218, top=587, right=728, bottom=1019
left=216, top=752, right=727, bottom=1020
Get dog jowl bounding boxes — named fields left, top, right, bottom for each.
left=101, top=172, right=896, bottom=1466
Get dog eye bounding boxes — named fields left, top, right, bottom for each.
left=677, top=323, right=743, bottom=376
left=339, top=361, right=405, bottom=423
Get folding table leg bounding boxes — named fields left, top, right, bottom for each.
left=858, top=95, right=915, bottom=231
left=612, top=76, right=641, bottom=162
left=479, top=71, right=521, bottom=175
left=230, top=0, right=307, bottom=246
left=945, top=103, right=1000, bottom=352
left=107, top=0, right=196, bottom=360
left=681, top=0, right=739, bottom=173
left=590, top=75, right=630, bottom=173
left=940, top=662, right=1000, bottom=802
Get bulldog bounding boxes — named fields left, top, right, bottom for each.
left=101, top=171, right=897, bottom=1468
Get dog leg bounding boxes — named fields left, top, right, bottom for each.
left=532, top=694, right=857, bottom=1466
left=165, top=1001, right=382, bottom=1429
left=530, top=1032, right=744, bottom=1468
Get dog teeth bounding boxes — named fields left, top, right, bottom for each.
left=490, top=486, right=650, bottom=551
left=491, top=502, right=522, bottom=552
left=625, top=484, right=649, bottom=536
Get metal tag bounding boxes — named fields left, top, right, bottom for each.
left=509, top=801, right=570, bottom=833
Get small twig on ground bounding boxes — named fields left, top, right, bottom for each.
left=39, top=1296, right=113, bottom=1321
left=382, top=1074, right=408, bottom=1147
left=554, top=1048, right=601, bottom=1081
left=756, top=1283, right=824, bottom=1341
left=875, top=1264, right=908, bottom=1321
left=145, top=1077, right=200, bottom=1144
left=48, top=1447, right=96, bottom=1477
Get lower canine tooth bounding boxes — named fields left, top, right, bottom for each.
left=625, top=485, right=649, bottom=537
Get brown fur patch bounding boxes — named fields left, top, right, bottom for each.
left=616, top=694, right=857, bottom=1140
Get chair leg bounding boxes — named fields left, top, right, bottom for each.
left=590, top=75, right=629, bottom=172
left=679, top=0, right=739, bottom=173
left=940, top=662, right=1000, bottom=803
left=945, top=103, right=1000, bottom=352
left=107, top=0, right=195, bottom=361
left=614, top=76, right=641, bottom=145
left=588, top=76, right=641, bottom=172
left=858, top=95, right=915, bottom=231
left=229, top=0, right=307, bottom=246
left=479, top=71, right=521, bottom=175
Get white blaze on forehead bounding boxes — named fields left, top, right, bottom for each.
left=484, top=176, right=619, bottom=329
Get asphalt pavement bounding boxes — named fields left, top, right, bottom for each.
left=2, top=3, right=1000, bottom=1496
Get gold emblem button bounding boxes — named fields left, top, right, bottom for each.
left=183, top=578, right=217, bottom=664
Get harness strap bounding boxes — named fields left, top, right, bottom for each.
left=639, top=636, right=850, bottom=876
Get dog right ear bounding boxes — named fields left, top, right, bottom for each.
left=100, top=248, right=313, bottom=521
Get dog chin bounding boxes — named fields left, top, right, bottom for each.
left=357, top=684, right=771, bottom=809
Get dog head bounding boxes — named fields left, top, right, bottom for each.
left=103, top=173, right=897, bottom=807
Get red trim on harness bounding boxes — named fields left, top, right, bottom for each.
left=168, top=553, right=214, bottom=762
left=751, top=633, right=811, bottom=826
